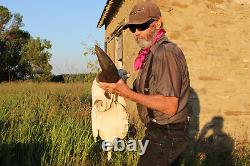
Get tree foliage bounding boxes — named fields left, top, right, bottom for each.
left=20, top=37, right=52, bottom=81
left=0, top=5, right=52, bottom=82
left=82, top=40, right=100, bottom=74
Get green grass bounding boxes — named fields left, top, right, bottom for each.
left=0, top=82, right=249, bottom=166
left=0, top=82, right=143, bottom=166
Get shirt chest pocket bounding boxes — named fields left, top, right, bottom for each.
left=144, top=53, right=156, bottom=95
left=144, top=74, right=155, bottom=95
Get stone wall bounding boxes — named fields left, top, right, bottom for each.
left=104, top=0, right=250, bottom=142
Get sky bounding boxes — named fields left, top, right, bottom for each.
left=0, top=0, right=106, bottom=74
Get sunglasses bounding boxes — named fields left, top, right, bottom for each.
left=129, top=19, right=156, bottom=33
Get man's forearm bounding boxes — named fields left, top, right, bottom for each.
left=97, top=79, right=178, bottom=117
left=125, top=89, right=178, bottom=117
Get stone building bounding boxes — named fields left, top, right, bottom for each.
left=97, top=0, right=250, bottom=142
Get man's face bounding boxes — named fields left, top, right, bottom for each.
left=129, top=19, right=158, bottom=49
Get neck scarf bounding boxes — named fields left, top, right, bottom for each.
left=134, top=28, right=166, bottom=71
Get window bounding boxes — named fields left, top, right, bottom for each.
left=115, top=32, right=123, bottom=69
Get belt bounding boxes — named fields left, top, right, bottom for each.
left=147, top=119, right=189, bottom=131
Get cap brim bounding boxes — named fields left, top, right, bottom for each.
left=122, top=22, right=143, bottom=30
left=122, top=18, right=153, bottom=30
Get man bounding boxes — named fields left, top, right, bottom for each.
left=98, top=1, right=190, bottom=165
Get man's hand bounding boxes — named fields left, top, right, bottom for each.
left=98, top=79, right=178, bottom=117
left=98, top=79, right=131, bottom=98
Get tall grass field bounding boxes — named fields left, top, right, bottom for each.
left=0, top=82, right=249, bottom=166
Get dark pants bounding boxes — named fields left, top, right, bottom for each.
left=137, top=121, right=188, bottom=166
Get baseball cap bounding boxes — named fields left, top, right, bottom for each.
left=123, top=1, right=161, bottom=30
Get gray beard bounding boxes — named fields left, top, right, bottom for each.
left=136, top=28, right=157, bottom=49
left=137, top=39, right=151, bottom=49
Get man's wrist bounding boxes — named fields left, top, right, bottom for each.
left=125, top=89, right=139, bottom=102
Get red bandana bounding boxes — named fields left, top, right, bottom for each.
left=134, top=28, right=166, bottom=71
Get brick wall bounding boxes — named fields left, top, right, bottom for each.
left=104, top=0, right=250, bottom=142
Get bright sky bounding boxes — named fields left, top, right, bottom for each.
left=1, top=0, right=106, bottom=74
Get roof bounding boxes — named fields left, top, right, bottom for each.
left=97, top=0, right=123, bottom=28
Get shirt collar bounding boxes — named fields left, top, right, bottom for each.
left=149, top=35, right=169, bottom=53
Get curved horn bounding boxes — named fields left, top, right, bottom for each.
left=95, top=45, right=119, bottom=83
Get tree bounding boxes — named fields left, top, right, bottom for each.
left=0, top=5, right=30, bottom=81
left=20, top=37, right=52, bottom=81
left=0, top=6, right=12, bottom=32
left=0, top=5, right=52, bottom=81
